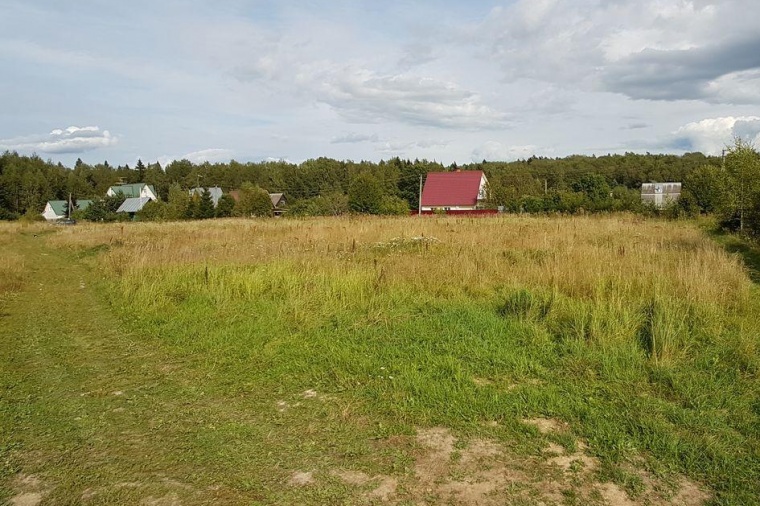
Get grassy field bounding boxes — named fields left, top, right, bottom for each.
left=1, top=215, right=759, bottom=505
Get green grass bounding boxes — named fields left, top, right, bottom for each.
left=2, top=219, right=760, bottom=504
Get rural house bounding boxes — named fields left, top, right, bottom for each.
left=189, top=187, right=224, bottom=207
left=106, top=183, right=158, bottom=201
left=107, top=182, right=158, bottom=216
left=42, top=200, right=92, bottom=221
left=641, top=182, right=681, bottom=209
left=420, top=170, right=488, bottom=212
left=269, top=193, right=287, bottom=216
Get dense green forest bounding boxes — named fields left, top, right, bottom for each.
left=2, top=146, right=759, bottom=235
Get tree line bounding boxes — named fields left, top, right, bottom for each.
left=1, top=143, right=759, bottom=236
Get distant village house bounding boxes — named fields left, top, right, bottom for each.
left=42, top=200, right=92, bottom=221
left=108, top=183, right=159, bottom=216
left=420, top=170, right=488, bottom=213
left=269, top=193, right=287, bottom=216
left=641, top=182, right=681, bottom=209
left=107, top=183, right=158, bottom=201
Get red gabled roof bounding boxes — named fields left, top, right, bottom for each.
left=421, top=171, right=484, bottom=207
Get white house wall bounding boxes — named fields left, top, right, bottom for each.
left=140, top=186, right=157, bottom=200
left=42, top=204, right=62, bottom=221
left=421, top=205, right=478, bottom=211
left=478, top=174, right=488, bottom=201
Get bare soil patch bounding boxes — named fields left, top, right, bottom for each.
left=329, top=426, right=711, bottom=506
left=9, top=475, right=46, bottom=506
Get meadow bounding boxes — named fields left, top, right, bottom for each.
left=1, top=214, right=759, bottom=505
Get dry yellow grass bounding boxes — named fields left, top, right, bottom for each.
left=5, top=215, right=760, bottom=504
left=47, top=214, right=751, bottom=311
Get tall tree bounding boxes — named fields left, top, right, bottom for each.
left=348, top=172, right=384, bottom=214
left=234, top=183, right=273, bottom=217
left=135, top=159, right=146, bottom=182
left=196, top=189, right=215, bottom=219
left=165, top=183, right=190, bottom=221
left=724, top=138, right=760, bottom=234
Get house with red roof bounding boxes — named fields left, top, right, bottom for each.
left=420, top=170, right=488, bottom=212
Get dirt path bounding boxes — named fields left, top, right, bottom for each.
left=0, top=231, right=230, bottom=504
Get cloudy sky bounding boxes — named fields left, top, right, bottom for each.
left=2, top=0, right=760, bottom=167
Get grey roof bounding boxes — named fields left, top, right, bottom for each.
left=269, top=192, right=285, bottom=207
left=117, top=197, right=152, bottom=213
left=190, top=187, right=223, bottom=207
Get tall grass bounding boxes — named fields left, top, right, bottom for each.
left=0, top=223, right=34, bottom=299
left=49, top=214, right=754, bottom=362
left=46, top=214, right=760, bottom=502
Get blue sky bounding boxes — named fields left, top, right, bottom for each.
left=2, top=0, right=760, bottom=167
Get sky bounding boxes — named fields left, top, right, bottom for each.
left=1, top=0, right=760, bottom=168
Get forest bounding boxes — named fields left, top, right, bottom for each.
left=1, top=145, right=759, bottom=235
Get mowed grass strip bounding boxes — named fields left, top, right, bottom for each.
left=1, top=228, right=394, bottom=504
left=3, top=215, right=760, bottom=504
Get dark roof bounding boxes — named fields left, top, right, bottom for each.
left=421, top=171, right=485, bottom=207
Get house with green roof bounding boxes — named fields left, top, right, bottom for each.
left=106, top=183, right=158, bottom=201
left=42, top=200, right=93, bottom=221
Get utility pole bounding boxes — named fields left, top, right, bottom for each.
left=418, top=174, right=423, bottom=216
left=740, top=157, right=744, bottom=233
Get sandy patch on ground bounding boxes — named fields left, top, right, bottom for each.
left=9, top=474, right=46, bottom=506
left=522, top=417, right=569, bottom=434
left=289, top=471, right=314, bottom=486
left=327, top=424, right=711, bottom=506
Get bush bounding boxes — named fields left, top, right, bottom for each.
left=289, top=192, right=349, bottom=217
left=378, top=195, right=410, bottom=215
left=348, top=173, right=383, bottom=214
left=83, top=196, right=123, bottom=222
left=139, top=200, right=168, bottom=221
left=215, top=194, right=236, bottom=218
left=234, top=183, right=273, bottom=217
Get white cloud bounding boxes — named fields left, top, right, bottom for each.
left=313, top=66, right=508, bottom=129
left=476, top=0, right=760, bottom=104
left=330, top=133, right=380, bottom=144
left=376, top=139, right=449, bottom=154
left=671, top=116, right=760, bottom=155
left=0, top=126, right=117, bottom=154
left=157, top=148, right=234, bottom=167
left=471, top=141, right=544, bottom=162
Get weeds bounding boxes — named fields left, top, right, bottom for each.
left=4, top=215, right=759, bottom=504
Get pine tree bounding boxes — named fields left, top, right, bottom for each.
left=196, top=189, right=215, bottom=219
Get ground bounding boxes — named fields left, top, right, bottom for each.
left=1, top=216, right=758, bottom=504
